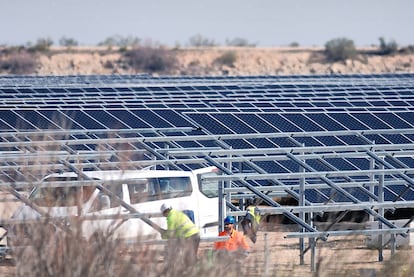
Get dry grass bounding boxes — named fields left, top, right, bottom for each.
left=1, top=216, right=413, bottom=277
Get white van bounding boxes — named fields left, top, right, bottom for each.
left=7, top=166, right=221, bottom=246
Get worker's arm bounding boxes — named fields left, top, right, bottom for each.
left=239, top=232, right=251, bottom=251
left=161, top=228, right=172, bottom=239
left=161, top=213, right=177, bottom=239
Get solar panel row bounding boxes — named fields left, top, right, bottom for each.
left=1, top=73, right=414, bottom=205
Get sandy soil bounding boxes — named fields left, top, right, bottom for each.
left=30, top=46, right=414, bottom=76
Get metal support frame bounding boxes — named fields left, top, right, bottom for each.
left=2, top=127, right=414, bottom=270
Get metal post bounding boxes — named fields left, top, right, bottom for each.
left=310, top=236, right=316, bottom=272
left=310, top=212, right=316, bottom=272
left=227, top=148, right=232, bottom=211
left=390, top=233, right=396, bottom=256
left=369, top=142, right=375, bottom=222
left=299, top=144, right=305, bottom=265
left=218, top=181, right=224, bottom=232
left=378, top=162, right=384, bottom=262
left=238, top=198, right=244, bottom=231
left=264, top=232, right=269, bottom=277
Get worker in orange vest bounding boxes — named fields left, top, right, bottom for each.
left=214, top=216, right=250, bottom=254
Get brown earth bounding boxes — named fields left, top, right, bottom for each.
left=33, top=46, right=414, bottom=76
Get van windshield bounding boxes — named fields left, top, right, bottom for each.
left=30, top=176, right=95, bottom=207
left=199, top=171, right=220, bottom=198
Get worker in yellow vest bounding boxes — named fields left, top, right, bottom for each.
left=160, top=203, right=200, bottom=268
left=241, top=199, right=261, bottom=243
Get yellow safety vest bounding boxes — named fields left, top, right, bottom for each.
left=163, top=209, right=199, bottom=239
left=247, top=206, right=261, bottom=224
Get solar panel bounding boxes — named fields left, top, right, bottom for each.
left=2, top=73, right=414, bottom=244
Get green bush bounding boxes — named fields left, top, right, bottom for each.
left=28, top=37, right=54, bottom=53
left=378, top=37, right=398, bottom=55
left=324, top=37, right=357, bottom=62
left=124, top=47, right=177, bottom=73
left=59, top=37, right=79, bottom=47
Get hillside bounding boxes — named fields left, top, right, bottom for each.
left=2, top=46, right=414, bottom=76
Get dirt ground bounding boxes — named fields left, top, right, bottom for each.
left=1, top=224, right=412, bottom=277
left=205, top=226, right=413, bottom=276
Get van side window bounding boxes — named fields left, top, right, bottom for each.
left=128, top=177, right=192, bottom=204
left=158, top=177, right=192, bottom=198
left=31, top=176, right=95, bottom=207
left=128, top=179, right=153, bottom=204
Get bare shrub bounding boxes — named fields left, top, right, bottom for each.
left=188, top=34, right=217, bottom=47
left=98, top=35, right=140, bottom=49
left=225, top=37, right=256, bottom=47
left=103, top=60, right=115, bottom=69
left=0, top=50, right=37, bottom=74
left=7, top=205, right=171, bottom=277
left=124, top=47, right=177, bottom=73
left=400, top=45, right=414, bottom=54
left=7, top=214, right=243, bottom=277
left=214, top=51, right=237, bottom=67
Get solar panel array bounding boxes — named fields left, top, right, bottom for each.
left=1, top=73, right=414, bottom=219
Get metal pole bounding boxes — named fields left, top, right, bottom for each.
left=310, top=212, right=315, bottom=272
left=299, top=144, right=305, bottom=265
left=369, top=142, right=375, bottom=222
left=390, top=233, right=396, bottom=256
left=378, top=162, right=384, bottom=262
left=264, top=232, right=269, bottom=277
left=218, top=181, right=224, bottom=232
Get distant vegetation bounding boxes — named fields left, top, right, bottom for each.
left=378, top=37, right=398, bottom=55
left=0, top=49, right=37, bottom=74
left=98, top=35, right=141, bottom=51
left=27, top=37, right=54, bottom=53
left=322, top=36, right=413, bottom=62
left=59, top=37, right=79, bottom=48
left=324, top=37, right=357, bottom=62
left=188, top=34, right=217, bottom=47
left=214, top=51, right=237, bottom=67
left=1, top=34, right=414, bottom=75
left=124, top=46, right=177, bottom=73
left=225, top=37, right=257, bottom=47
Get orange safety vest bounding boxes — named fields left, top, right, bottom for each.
left=214, top=229, right=250, bottom=251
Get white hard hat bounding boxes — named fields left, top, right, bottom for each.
left=160, top=203, right=172, bottom=213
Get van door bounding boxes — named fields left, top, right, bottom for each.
left=83, top=182, right=129, bottom=240
left=193, top=167, right=220, bottom=237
